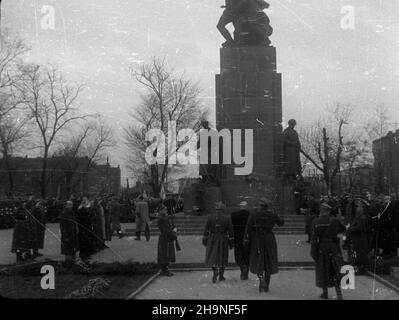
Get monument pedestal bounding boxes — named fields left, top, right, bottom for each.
left=216, top=46, right=285, bottom=210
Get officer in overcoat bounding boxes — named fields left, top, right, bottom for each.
left=231, top=201, right=250, bottom=280
left=244, top=197, right=284, bottom=292
left=157, top=205, right=177, bottom=276
left=311, top=202, right=346, bottom=300
left=203, top=202, right=234, bottom=283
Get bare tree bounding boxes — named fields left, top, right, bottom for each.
left=0, top=110, right=30, bottom=193
left=300, top=103, right=353, bottom=195
left=16, top=64, right=91, bottom=197
left=53, top=117, right=114, bottom=197
left=124, top=57, right=208, bottom=196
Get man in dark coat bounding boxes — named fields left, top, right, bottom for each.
left=303, top=194, right=319, bottom=243
left=59, top=201, right=78, bottom=266
left=91, top=199, right=107, bottom=252
left=109, top=197, right=124, bottom=238
left=311, top=203, right=346, bottom=300
left=31, top=200, right=46, bottom=258
left=11, top=202, right=35, bottom=263
left=244, top=197, right=284, bottom=292
left=157, top=205, right=177, bottom=276
left=76, top=197, right=94, bottom=263
left=347, top=198, right=370, bottom=275
left=231, top=201, right=250, bottom=280
left=135, top=196, right=151, bottom=241
left=203, top=202, right=234, bottom=283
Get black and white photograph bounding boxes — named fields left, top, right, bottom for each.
left=1, top=0, right=399, bottom=306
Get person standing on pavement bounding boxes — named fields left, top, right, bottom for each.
left=347, top=198, right=370, bottom=275
left=231, top=201, right=250, bottom=280
left=244, top=197, right=284, bottom=293
left=59, top=200, right=78, bottom=267
left=311, top=202, right=346, bottom=300
left=109, top=197, right=124, bottom=238
left=157, top=205, right=177, bottom=276
left=304, top=194, right=319, bottom=243
left=31, top=200, right=46, bottom=258
left=203, top=202, right=234, bottom=283
left=135, top=195, right=151, bottom=241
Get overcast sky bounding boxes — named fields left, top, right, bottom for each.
left=2, top=0, right=399, bottom=182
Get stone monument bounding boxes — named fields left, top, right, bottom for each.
left=215, top=0, right=284, bottom=209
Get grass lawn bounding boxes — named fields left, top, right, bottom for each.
left=0, top=261, right=158, bottom=299
left=0, top=274, right=152, bottom=299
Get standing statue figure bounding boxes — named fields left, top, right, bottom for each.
left=217, top=0, right=273, bottom=48
left=282, top=119, right=302, bottom=181
left=198, top=120, right=221, bottom=186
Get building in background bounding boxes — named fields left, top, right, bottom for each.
left=0, top=156, right=121, bottom=199
left=373, top=130, right=399, bottom=196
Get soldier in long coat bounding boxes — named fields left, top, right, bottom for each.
left=311, top=203, right=346, bottom=300
left=91, top=199, right=107, bottom=252
left=31, top=200, right=46, bottom=258
left=59, top=201, right=78, bottom=266
left=157, top=205, right=177, bottom=276
left=203, top=202, right=234, bottom=283
left=135, top=196, right=151, bottom=241
left=244, top=198, right=284, bottom=292
left=347, top=199, right=370, bottom=275
left=304, top=194, right=320, bottom=243
left=11, top=202, right=35, bottom=263
left=76, top=197, right=94, bottom=262
left=231, top=201, right=250, bottom=280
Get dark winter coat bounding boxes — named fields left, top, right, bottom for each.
left=203, top=214, right=234, bottom=267
left=135, top=200, right=150, bottom=232
left=31, top=205, right=46, bottom=250
left=231, top=209, right=250, bottom=267
left=311, top=215, right=346, bottom=288
left=157, top=214, right=177, bottom=265
left=11, top=207, right=35, bottom=253
left=347, top=209, right=370, bottom=266
left=109, top=201, right=122, bottom=232
left=76, top=206, right=94, bottom=259
left=244, top=208, right=284, bottom=275
left=59, top=207, right=78, bottom=256
left=304, top=198, right=319, bottom=235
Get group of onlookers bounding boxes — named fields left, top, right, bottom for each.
left=301, top=192, right=399, bottom=299
left=10, top=194, right=151, bottom=265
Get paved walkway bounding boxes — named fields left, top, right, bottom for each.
left=136, top=269, right=399, bottom=300
left=0, top=224, right=312, bottom=266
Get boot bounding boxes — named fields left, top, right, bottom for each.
left=320, top=287, right=328, bottom=299
left=264, top=273, right=271, bottom=292
left=212, top=267, right=218, bottom=283
left=219, top=267, right=226, bottom=281
left=135, top=232, right=141, bottom=240
left=241, top=266, right=249, bottom=280
left=335, top=286, right=343, bottom=300
left=258, top=275, right=266, bottom=293
left=160, top=265, right=173, bottom=277
left=16, top=251, right=23, bottom=264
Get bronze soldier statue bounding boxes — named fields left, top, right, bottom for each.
left=203, top=202, right=234, bottom=282
left=311, top=203, right=346, bottom=300
left=217, top=0, right=273, bottom=47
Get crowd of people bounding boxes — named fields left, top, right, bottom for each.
left=9, top=194, right=155, bottom=265
left=303, top=193, right=399, bottom=272
left=157, top=192, right=398, bottom=299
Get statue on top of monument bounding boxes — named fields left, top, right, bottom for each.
left=282, top=119, right=302, bottom=181
left=217, top=0, right=273, bottom=48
